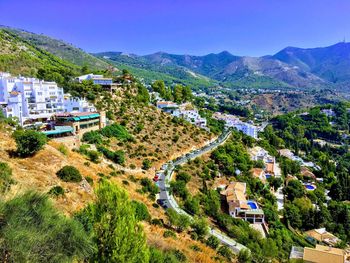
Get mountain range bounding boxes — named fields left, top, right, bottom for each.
left=95, top=42, right=350, bottom=90
left=1, top=25, right=350, bottom=91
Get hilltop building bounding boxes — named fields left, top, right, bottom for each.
left=76, top=73, right=120, bottom=92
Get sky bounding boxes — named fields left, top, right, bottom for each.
left=1, top=0, right=350, bottom=56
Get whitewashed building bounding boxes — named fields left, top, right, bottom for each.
left=0, top=72, right=95, bottom=126
left=76, top=73, right=113, bottom=86
left=213, top=112, right=258, bottom=139
left=63, top=94, right=96, bottom=113
left=156, top=101, right=207, bottom=129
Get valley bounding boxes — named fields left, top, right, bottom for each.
left=0, top=23, right=350, bottom=263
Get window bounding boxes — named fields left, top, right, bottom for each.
left=37, top=92, right=43, bottom=96
left=49, top=92, right=56, bottom=95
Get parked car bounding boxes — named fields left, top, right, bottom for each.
left=153, top=175, right=159, bottom=182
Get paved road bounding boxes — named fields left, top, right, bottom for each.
left=157, top=129, right=248, bottom=254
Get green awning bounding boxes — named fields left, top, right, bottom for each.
left=75, top=113, right=100, bottom=120
left=42, top=126, right=74, bottom=136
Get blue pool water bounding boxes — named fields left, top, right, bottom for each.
left=305, top=184, right=316, bottom=190
left=265, top=174, right=272, bottom=179
left=247, top=201, right=258, bottom=209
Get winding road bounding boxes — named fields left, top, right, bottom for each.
left=157, top=129, right=249, bottom=254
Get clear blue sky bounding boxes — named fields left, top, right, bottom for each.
left=1, top=0, right=350, bottom=56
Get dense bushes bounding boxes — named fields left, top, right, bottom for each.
left=0, top=192, right=94, bottom=262
left=100, top=124, right=133, bottom=141
left=82, top=130, right=102, bottom=144
left=131, top=200, right=151, bottom=221
left=0, top=162, right=14, bottom=193
left=12, top=129, right=47, bottom=157
left=97, top=146, right=125, bottom=165
left=56, top=166, right=82, bottom=182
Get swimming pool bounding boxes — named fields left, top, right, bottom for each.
left=305, top=184, right=316, bottom=190
left=265, top=174, right=272, bottom=179
left=247, top=201, right=258, bottom=209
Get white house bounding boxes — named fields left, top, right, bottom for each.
left=76, top=73, right=113, bottom=86
left=63, top=94, right=96, bottom=113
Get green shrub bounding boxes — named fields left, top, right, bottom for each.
left=13, top=130, right=47, bottom=157
left=58, top=144, right=68, bottom=156
left=0, top=192, right=94, bottom=262
left=140, top=178, right=159, bottom=195
left=163, top=230, right=177, bottom=239
left=97, top=146, right=125, bottom=165
left=190, top=245, right=201, bottom=252
left=56, top=166, right=82, bottom=182
left=100, top=124, right=133, bottom=141
left=48, top=186, right=65, bottom=197
left=206, top=235, right=220, bottom=249
left=131, top=200, right=151, bottom=221
left=82, top=131, right=102, bottom=144
left=142, top=159, right=152, bottom=170
left=151, top=218, right=163, bottom=226
left=176, top=172, right=191, bottom=183
left=87, top=150, right=100, bottom=163
left=218, top=245, right=233, bottom=260
left=85, top=176, right=93, bottom=185
left=0, top=162, right=14, bottom=193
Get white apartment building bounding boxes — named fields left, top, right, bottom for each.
left=0, top=73, right=64, bottom=125
left=63, top=94, right=96, bottom=113
left=213, top=112, right=258, bottom=139
left=0, top=72, right=94, bottom=126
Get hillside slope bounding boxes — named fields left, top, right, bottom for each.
left=0, top=26, right=111, bottom=71
left=0, top=29, right=79, bottom=76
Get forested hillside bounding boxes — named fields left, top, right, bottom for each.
left=0, top=26, right=110, bottom=70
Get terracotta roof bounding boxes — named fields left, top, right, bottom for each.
left=303, top=245, right=345, bottom=263
left=251, top=168, right=264, bottom=178
left=301, top=167, right=316, bottom=179
left=10, top=91, right=21, bottom=96
left=266, top=163, right=274, bottom=174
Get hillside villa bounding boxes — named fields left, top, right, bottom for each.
left=220, top=182, right=265, bottom=224
left=156, top=101, right=207, bottom=129
left=76, top=73, right=121, bottom=92
left=248, top=146, right=282, bottom=179
left=305, top=228, right=341, bottom=247
left=290, top=245, right=349, bottom=263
